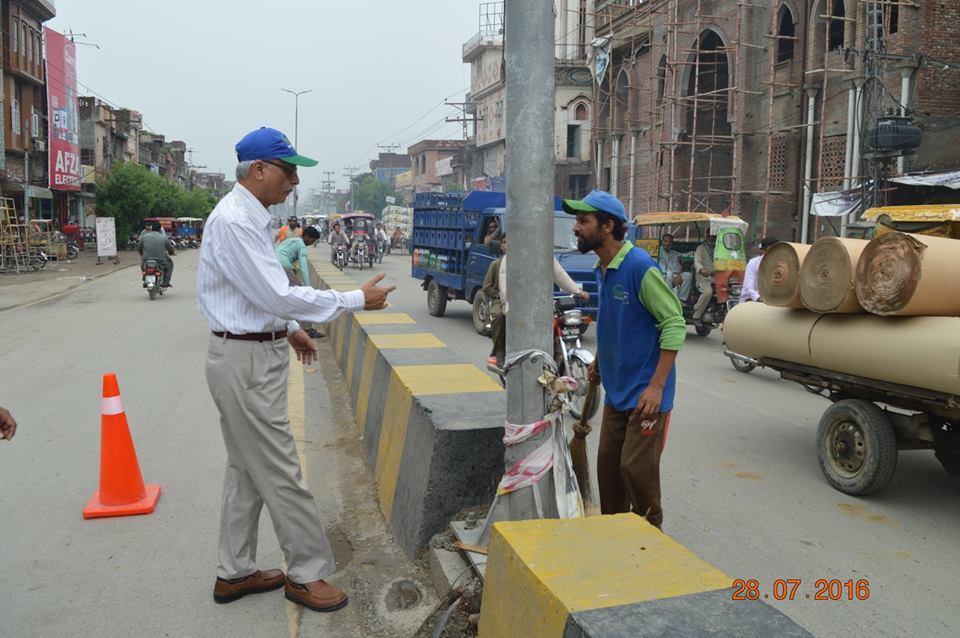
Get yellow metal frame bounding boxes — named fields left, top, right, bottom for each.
left=863, top=205, right=960, bottom=222
left=631, top=211, right=748, bottom=226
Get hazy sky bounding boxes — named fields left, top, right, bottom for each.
left=48, top=0, right=480, bottom=194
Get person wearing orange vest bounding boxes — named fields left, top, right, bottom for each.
left=276, top=216, right=302, bottom=243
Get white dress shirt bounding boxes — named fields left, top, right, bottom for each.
left=740, top=254, right=762, bottom=303
left=197, top=184, right=365, bottom=334
left=498, top=254, right=582, bottom=315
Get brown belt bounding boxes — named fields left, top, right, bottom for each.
left=212, top=330, right=288, bottom=342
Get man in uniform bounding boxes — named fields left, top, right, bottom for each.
left=564, top=190, right=685, bottom=530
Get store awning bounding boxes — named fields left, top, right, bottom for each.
left=889, top=170, right=960, bottom=190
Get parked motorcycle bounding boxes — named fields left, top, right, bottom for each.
left=142, top=259, right=166, bottom=300
left=485, top=295, right=597, bottom=421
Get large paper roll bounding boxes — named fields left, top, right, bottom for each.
left=856, top=232, right=960, bottom=316
left=723, top=302, right=820, bottom=365
left=758, top=242, right=811, bottom=308
left=724, top=302, right=960, bottom=395
left=799, top=237, right=868, bottom=313
left=810, top=314, right=960, bottom=395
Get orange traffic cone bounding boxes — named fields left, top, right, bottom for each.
left=83, top=373, right=161, bottom=519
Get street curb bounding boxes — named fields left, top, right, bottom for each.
left=478, top=515, right=813, bottom=638
left=0, top=258, right=137, bottom=313
left=309, top=255, right=506, bottom=558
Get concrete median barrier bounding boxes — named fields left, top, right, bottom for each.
left=479, top=514, right=812, bottom=638
left=309, top=256, right=505, bottom=557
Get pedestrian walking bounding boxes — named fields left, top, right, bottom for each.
left=564, top=190, right=685, bottom=529
left=197, top=127, right=394, bottom=613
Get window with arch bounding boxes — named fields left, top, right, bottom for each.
left=828, top=0, right=845, bottom=50
left=656, top=55, right=667, bottom=103
left=614, top=69, right=630, bottom=130
left=777, top=5, right=796, bottom=63
left=575, top=102, right=588, bottom=121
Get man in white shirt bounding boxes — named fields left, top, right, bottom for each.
left=656, top=233, right=693, bottom=302
left=197, top=127, right=394, bottom=614
left=740, top=236, right=778, bottom=303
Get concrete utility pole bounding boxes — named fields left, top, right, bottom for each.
left=343, top=166, right=360, bottom=212
left=282, top=88, right=312, bottom=215
left=488, top=0, right=559, bottom=528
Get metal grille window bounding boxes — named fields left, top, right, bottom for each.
left=770, top=134, right=788, bottom=191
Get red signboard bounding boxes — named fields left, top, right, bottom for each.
left=45, top=27, right=81, bottom=191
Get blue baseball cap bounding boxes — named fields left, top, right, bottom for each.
left=235, top=127, right=318, bottom=167
left=562, top=190, right=627, bottom=222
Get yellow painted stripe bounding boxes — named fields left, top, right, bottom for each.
left=285, top=352, right=307, bottom=637
left=394, top=364, right=503, bottom=395
left=478, top=515, right=732, bottom=638
left=356, top=312, right=416, bottom=325
left=368, top=333, right=447, bottom=349
left=354, top=337, right=380, bottom=432
left=374, top=369, right=413, bottom=520
left=344, top=320, right=361, bottom=386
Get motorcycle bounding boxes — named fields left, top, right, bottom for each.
left=142, top=259, right=166, bottom=300
left=375, top=239, right=385, bottom=264
left=334, top=242, right=347, bottom=271
left=485, top=295, right=597, bottom=421
left=354, top=239, right=367, bottom=270
left=680, top=277, right=743, bottom=337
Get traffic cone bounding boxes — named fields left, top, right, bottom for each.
left=83, top=373, right=161, bottom=519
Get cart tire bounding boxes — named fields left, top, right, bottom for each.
left=695, top=324, right=712, bottom=337
left=816, top=399, right=898, bottom=495
left=472, top=291, right=491, bottom=336
left=427, top=280, right=448, bottom=317
left=730, top=357, right=756, bottom=373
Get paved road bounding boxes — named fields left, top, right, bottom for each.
left=325, top=246, right=960, bottom=638
left=0, top=250, right=436, bottom=638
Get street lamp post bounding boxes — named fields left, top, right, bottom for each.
left=281, top=88, right=312, bottom=216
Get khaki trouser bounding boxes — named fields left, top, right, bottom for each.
left=693, top=277, right=713, bottom=320
left=597, top=405, right=671, bottom=529
left=205, top=334, right=335, bottom=583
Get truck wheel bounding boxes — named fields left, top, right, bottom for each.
left=427, top=280, right=448, bottom=317
left=816, top=399, right=898, bottom=495
left=472, top=292, right=491, bottom=336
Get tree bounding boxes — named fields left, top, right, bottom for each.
left=338, top=173, right=396, bottom=217
left=95, top=161, right=218, bottom=239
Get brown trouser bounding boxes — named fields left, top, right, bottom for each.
left=597, top=405, right=671, bottom=529
left=490, top=312, right=505, bottom=363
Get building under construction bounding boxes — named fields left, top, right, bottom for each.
left=592, top=0, right=960, bottom=243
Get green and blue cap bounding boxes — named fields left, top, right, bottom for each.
left=562, top=190, right=627, bottom=222
left=235, top=127, right=318, bottom=167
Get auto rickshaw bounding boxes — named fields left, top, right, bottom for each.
left=627, top=212, right=748, bottom=336
left=862, top=204, right=960, bottom=239
left=341, top=212, right=376, bottom=269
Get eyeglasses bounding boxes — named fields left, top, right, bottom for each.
left=261, top=160, right=298, bottom=177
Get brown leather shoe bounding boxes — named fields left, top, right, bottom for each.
left=213, top=569, right=286, bottom=604
left=284, top=579, right=349, bottom=613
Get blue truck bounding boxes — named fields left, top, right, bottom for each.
left=410, top=191, right=597, bottom=335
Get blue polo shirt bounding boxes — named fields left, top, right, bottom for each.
left=595, top=242, right=686, bottom=412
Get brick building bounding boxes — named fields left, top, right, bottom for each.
left=407, top=139, right=467, bottom=192
left=593, top=0, right=960, bottom=243
left=369, top=152, right=411, bottom=188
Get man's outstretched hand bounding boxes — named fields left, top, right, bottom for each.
left=361, top=273, right=396, bottom=311
left=0, top=406, right=17, bottom=441
left=288, top=330, right=319, bottom=365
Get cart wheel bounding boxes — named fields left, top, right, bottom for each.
left=695, top=324, right=712, bottom=337
left=472, top=292, right=491, bottom=336
left=427, top=280, right=448, bottom=317
left=816, top=399, right=898, bottom=495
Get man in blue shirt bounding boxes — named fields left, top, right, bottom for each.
left=563, top=190, right=685, bottom=529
